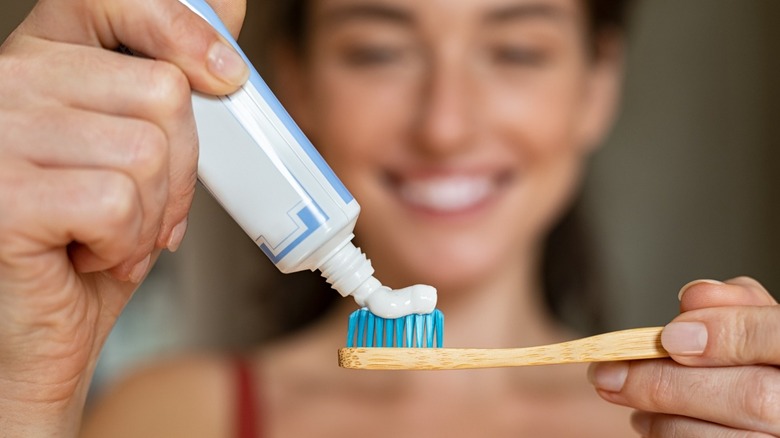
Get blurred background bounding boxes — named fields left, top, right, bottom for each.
left=2, top=0, right=778, bottom=390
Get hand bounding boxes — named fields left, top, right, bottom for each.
left=589, top=277, right=780, bottom=437
left=0, top=0, right=246, bottom=434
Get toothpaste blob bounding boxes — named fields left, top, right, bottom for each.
left=364, top=284, right=438, bottom=319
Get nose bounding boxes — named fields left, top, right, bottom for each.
left=413, top=52, right=475, bottom=157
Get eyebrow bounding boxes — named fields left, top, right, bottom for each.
left=318, top=2, right=567, bottom=30
left=320, top=3, right=414, bottom=28
left=484, top=2, right=567, bottom=24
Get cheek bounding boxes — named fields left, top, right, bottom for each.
left=483, top=69, right=592, bottom=237
left=488, top=69, right=590, bottom=160
left=305, top=68, right=415, bottom=178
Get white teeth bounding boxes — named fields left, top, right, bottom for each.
left=398, top=176, right=493, bottom=212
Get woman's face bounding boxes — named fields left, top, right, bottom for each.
left=280, top=0, right=621, bottom=292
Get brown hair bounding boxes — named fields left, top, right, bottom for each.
left=268, top=0, right=636, bottom=56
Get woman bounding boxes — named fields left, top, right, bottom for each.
left=0, top=0, right=778, bottom=436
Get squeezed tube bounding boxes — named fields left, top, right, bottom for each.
left=180, top=0, right=437, bottom=317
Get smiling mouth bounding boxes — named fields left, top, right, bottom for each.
left=389, top=172, right=514, bottom=215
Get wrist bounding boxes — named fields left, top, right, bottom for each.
left=0, top=378, right=90, bottom=437
left=0, top=399, right=82, bottom=437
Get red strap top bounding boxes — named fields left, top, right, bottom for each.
left=234, top=356, right=261, bottom=438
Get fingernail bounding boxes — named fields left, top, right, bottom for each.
left=129, top=254, right=152, bottom=284
left=587, top=361, right=628, bottom=392
left=662, top=321, right=708, bottom=355
left=630, top=411, right=652, bottom=436
left=678, top=279, right=723, bottom=301
left=167, top=218, right=188, bottom=252
left=207, top=40, right=249, bottom=86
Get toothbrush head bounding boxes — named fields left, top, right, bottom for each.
left=346, top=308, right=444, bottom=348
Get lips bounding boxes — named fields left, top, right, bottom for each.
left=390, top=172, right=511, bottom=214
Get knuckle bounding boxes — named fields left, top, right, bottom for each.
left=729, top=309, right=776, bottom=364
left=729, top=316, right=754, bottom=362
left=95, top=172, right=140, bottom=230
left=741, top=368, right=780, bottom=427
left=126, top=121, right=168, bottom=178
left=146, top=61, right=191, bottom=117
left=644, top=363, right=678, bottom=410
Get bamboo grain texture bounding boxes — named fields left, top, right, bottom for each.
left=338, top=326, right=668, bottom=370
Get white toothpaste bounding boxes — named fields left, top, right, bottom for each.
left=178, top=0, right=436, bottom=318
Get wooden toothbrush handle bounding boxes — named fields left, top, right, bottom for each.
left=338, top=327, right=668, bottom=370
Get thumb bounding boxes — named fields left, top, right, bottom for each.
left=20, top=0, right=249, bottom=95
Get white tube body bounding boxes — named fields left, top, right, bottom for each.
left=192, top=87, right=360, bottom=275
left=183, top=0, right=359, bottom=274
left=178, top=0, right=437, bottom=316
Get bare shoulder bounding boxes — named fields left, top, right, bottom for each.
left=81, top=354, right=235, bottom=438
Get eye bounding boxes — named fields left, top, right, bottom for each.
left=490, top=45, right=547, bottom=67
left=341, top=45, right=406, bottom=67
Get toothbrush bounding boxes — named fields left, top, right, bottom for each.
left=346, top=308, right=445, bottom=348
left=339, top=326, right=668, bottom=370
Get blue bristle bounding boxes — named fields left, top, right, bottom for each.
left=346, top=308, right=444, bottom=347
left=394, top=316, right=404, bottom=347
left=357, top=310, right=367, bottom=346
left=415, top=316, right=423, bottom=347
left=435, top=310, right=444, bottom=348
left=375, top=316, right=384, bottom=346
left=366, top=312, right=375, bottom=347
left=385, top=319, right=393, bottom=346
left=346, top=311, right=358, bottom=347
left=425, top=313, right=434, bottom=347
left=404, top=315, right=413, bottom=347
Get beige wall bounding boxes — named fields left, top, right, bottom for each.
left=1, top=1, right=777, bottom=337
